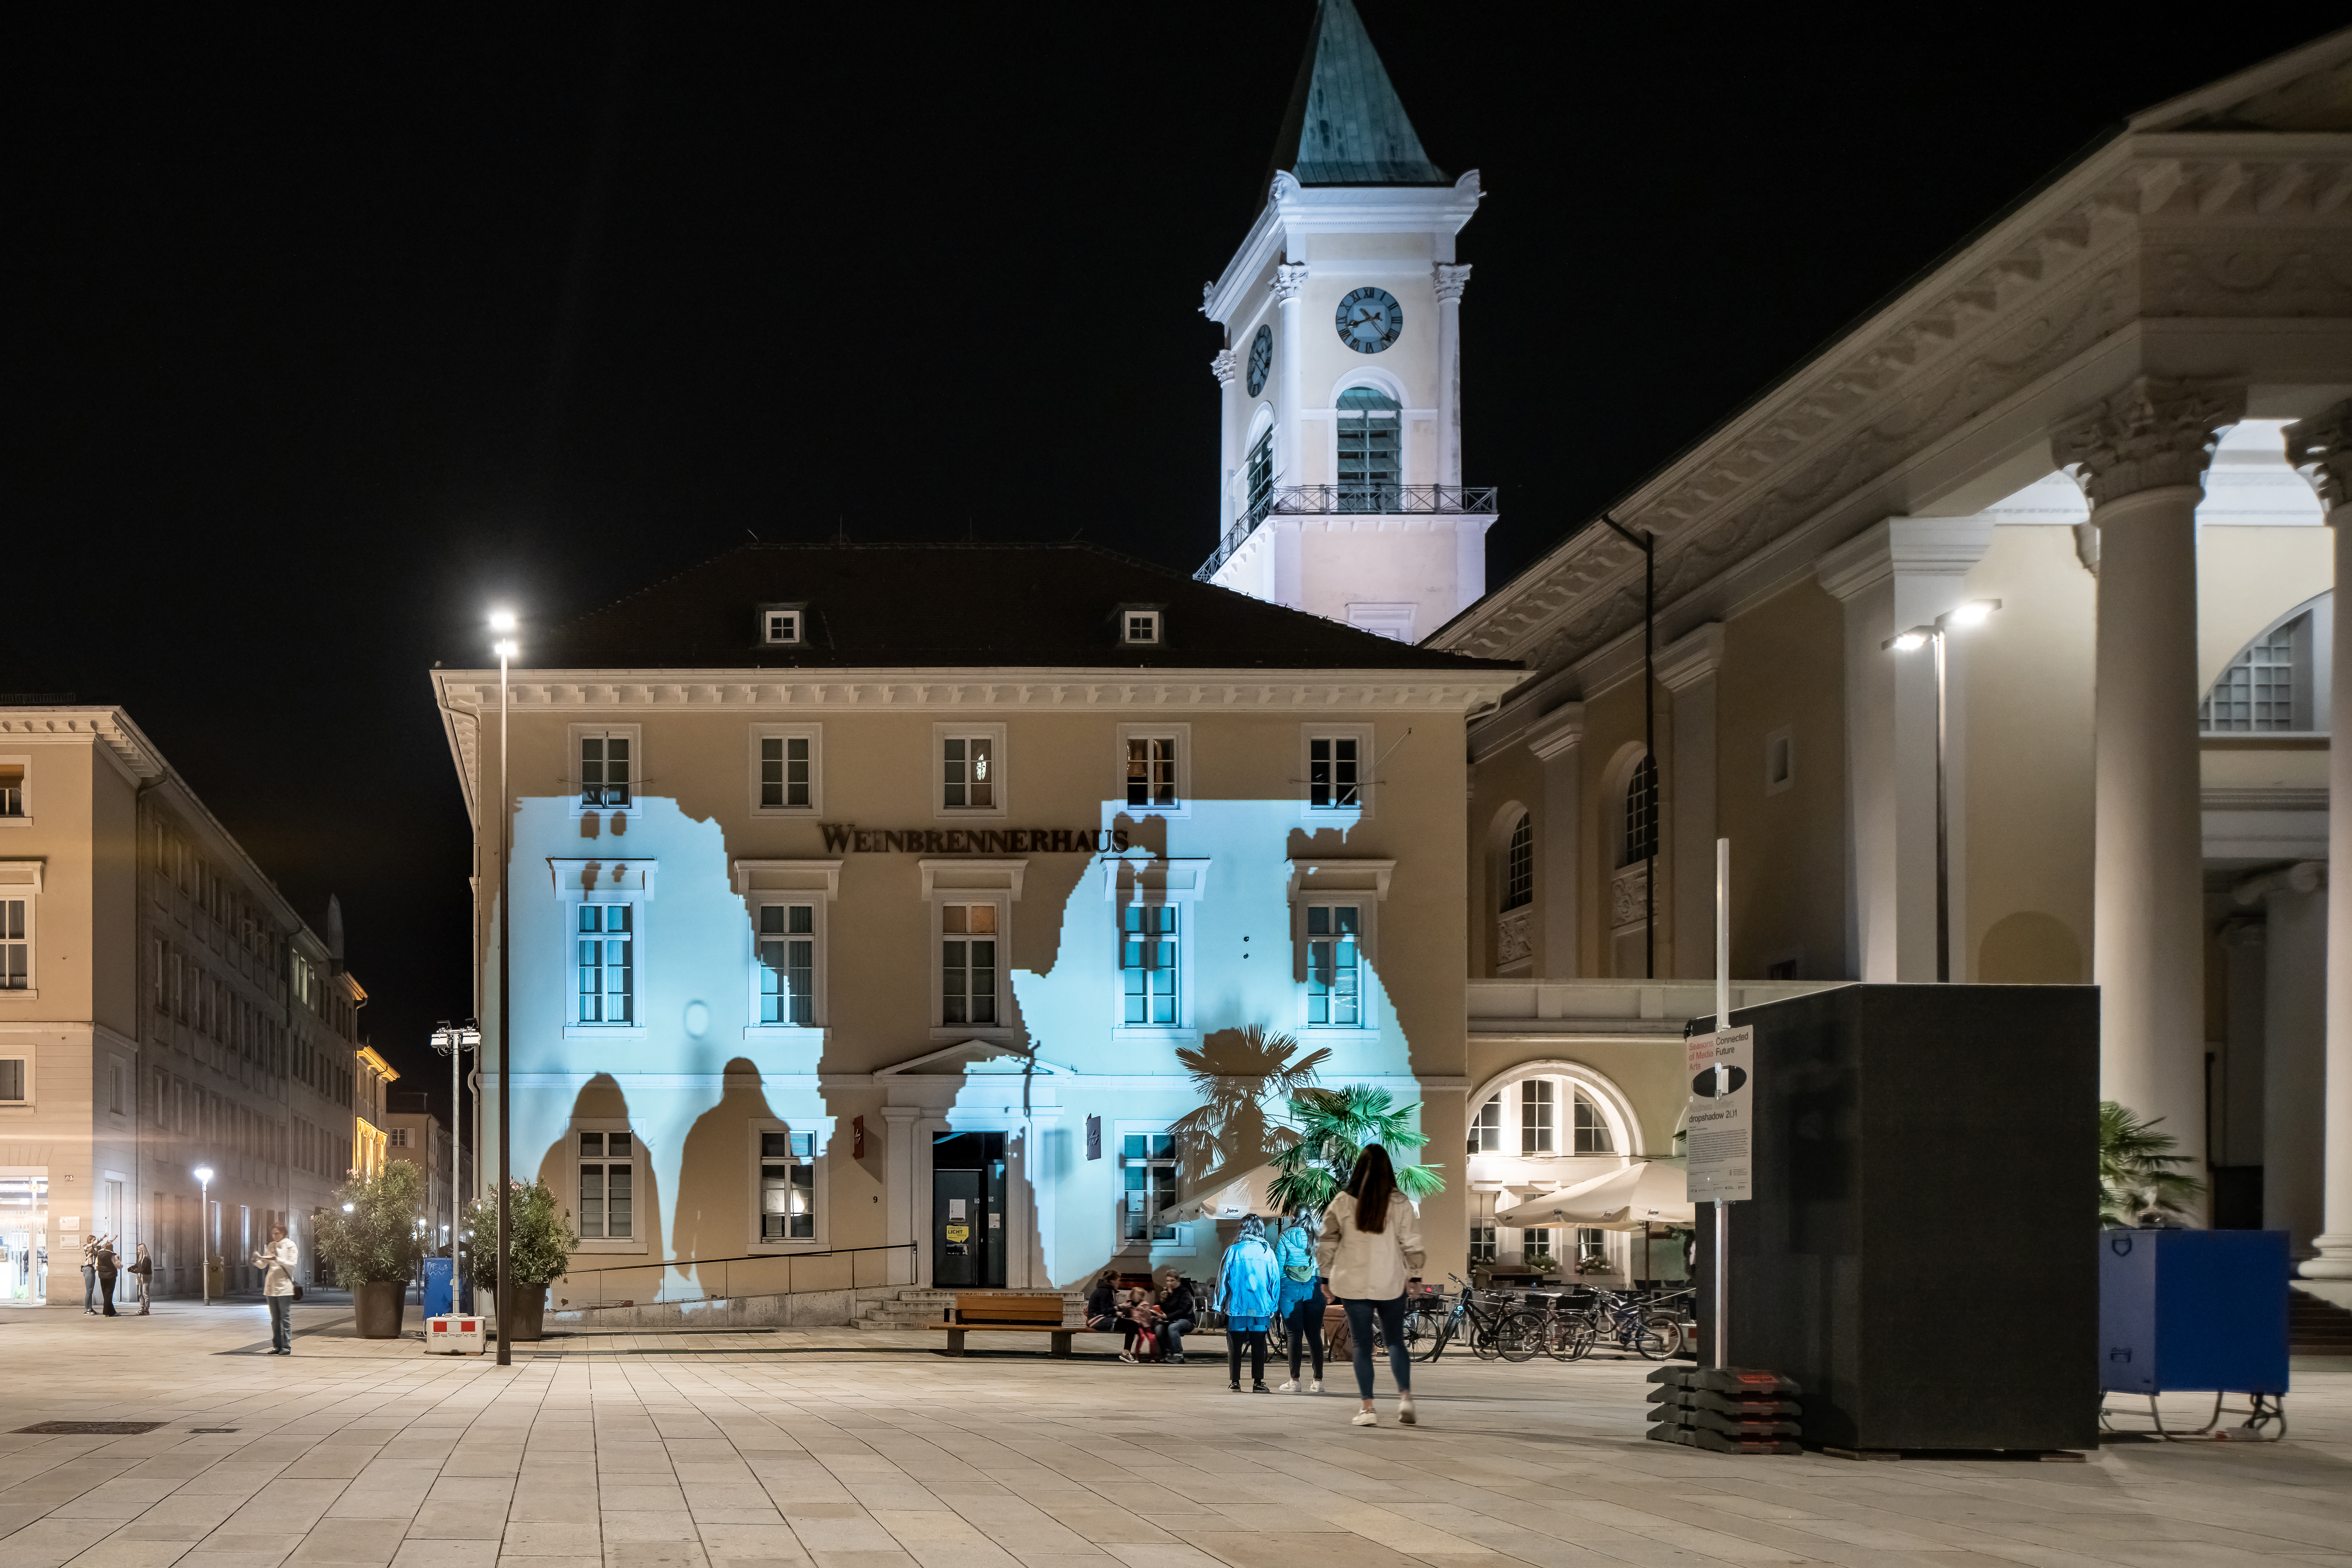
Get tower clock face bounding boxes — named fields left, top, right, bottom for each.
left=1246, top=324, right=1272, bottom=396
left=1335, top=287, right=1403, bottom=354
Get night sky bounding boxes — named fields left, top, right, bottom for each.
left=7, top=5, right=2327, bottom=1117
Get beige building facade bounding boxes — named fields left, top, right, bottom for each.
left=0, top=705, right=374, bottom=1304
left=433, top=545, right=1518, bottom=1306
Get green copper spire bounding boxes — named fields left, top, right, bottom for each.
left=1263, top=0, right=1449, bottom=198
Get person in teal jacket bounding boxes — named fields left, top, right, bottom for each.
left=1274, top=1216, right=1327, bottom=1392
left=1215, top=1215, right=1283, bottom=1392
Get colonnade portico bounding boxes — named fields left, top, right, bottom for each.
left=2055, top=376, right=2247, bottom=1157
left=2285, top=402, right=2352, bottom=1286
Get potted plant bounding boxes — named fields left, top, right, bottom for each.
left=2099, top=1100, right=2203, bottom=1227
left=314, top=1161, right=429, bottom=1339
left=1574, top=1251, right=1612, bottom=1277
left=462, top=1179, right=575, bottom=1341
left=1523, top=1250, right=1559, bottom=1278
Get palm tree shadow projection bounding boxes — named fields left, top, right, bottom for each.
left=1168, top=1026, right=1329, bottom=1196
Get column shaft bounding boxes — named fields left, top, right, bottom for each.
left=1274, top=263, right=1307, bottom=497
left=2089, top=483, right=2208, bottom=1146
left=2262, top=877, right=2326, bottom=1253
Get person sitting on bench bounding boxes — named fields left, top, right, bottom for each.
left=1154, top=1268, right=1196, bottom=1364
left=1085, top=1270, right=1139, bottom=1358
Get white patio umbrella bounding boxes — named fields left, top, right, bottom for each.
left=1157, top=1163, right=1283, bottom=1224
left=1492, top=1159, right=1692, bottom=1230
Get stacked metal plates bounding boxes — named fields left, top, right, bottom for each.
left=1645, top=1365, right=1803, bottom=1454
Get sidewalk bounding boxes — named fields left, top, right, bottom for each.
left=1, top=1299, right=2348, bottom=1568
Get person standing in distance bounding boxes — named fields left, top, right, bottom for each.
left=1316, top=1144, right=1425, bottom=1427
left=254, top=1223, right=298, bottom=1354
left=95, top=1235, right=120, bottom=1317
left=131, top=1242, right=154, bottom=1315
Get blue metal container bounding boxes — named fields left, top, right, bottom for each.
left=2098, top=1229, right=2288, bottom=1395
left=422, top=1257, right=472, bottom=1318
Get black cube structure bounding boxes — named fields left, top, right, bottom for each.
left=1693, top=984, right=2100, bottom=1452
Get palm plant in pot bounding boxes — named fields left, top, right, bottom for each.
left=462, top=1179, right=576, bottom=1341
left=315, top=1160, right=429, bottom=1339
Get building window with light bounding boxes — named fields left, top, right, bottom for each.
left=941, top=904, right=997, bottom=1026
left=1501, top=813, right=1533, bottom=911
left=1127, top=736, right=1177, bottom=808
left=1573, top=1090, right=1615, bottom=1155
left=756, top=904, right=818, bottom=1025
left=760, top=1131, right=816, bottom=1241
left=1120, top=905, right=1178, bottom=1025
left=580, top=732, right=632, bottom=809
left=1522, top=1079, right=1555, bottom=1154
left=1122, top=1132, right=1178, bottom=1245
left=1468, top=1093, right=1504, bottom=1154
left=1306, top=904, right=1362, bottom=1026
left=938, top=725, right=1005, bottom=814
left=1622, top=755, right=1658, bottom=866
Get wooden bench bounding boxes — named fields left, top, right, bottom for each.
left=926, top=1292, right=1086, bottom=1356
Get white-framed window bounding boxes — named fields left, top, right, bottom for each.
left=759, top=604, right=806, bottom=647
left=1522, top=1079, right=1555, bottom=1155
left=1573, top=1090, right=1615, bottom=1155
left=1576, top=1226, right=1609, bottom=1268
left=1467, top=1094, right=1504, bottom=1154
left=1521, top=1227, right=1555, bottom=1268
left=936, top=723, right=1007, bottom=817
left=755, top=901, right=822, bottom=1026
left=388, top=1127, right=411, bottom=1148
left=757, top=1128, right=818, bottom=1242
left=1470, top=1222, right=1496, bottom=1263
left=1301, top=725, right=1374, bottom=817
left=570, top=724, right=641, bottom=813
left=1120, top=607, right=1163, bottom=646
left=0, top=756, right=28, bottom=825
left=1120, top=1131, right=1178, bottom=1247
left=1622, top=753, right=1659, bottom=866
left=0, top=897, right=27, bottom=991
left=1305, top=904, right=1361, bottom=1026
left=1117, top=724, right=1190, bottom=816
left=108, top=1061, right=125, bottom=1117
left=921, top=860, right=1023, bottom=1041
left=1120, top=905, right=1178, bottom=1025
left=0, top=1057, right=27, bottom=1103
left=576, top=1128, right=637, bottom=1244
left=751, top=726, right=821, bottom=815
left=1245, top=426, right=1275, bottom=527
left=1105, top=858, right=1208, bottom=1041
left=575, top=903, right=635, bottom=1025
left=940, top=903, right=999, bottom=1027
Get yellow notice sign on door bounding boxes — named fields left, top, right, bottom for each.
left=944, top=1224, right=970, bottom=1243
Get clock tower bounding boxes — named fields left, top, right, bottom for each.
left=1197, top=0, right=1491, bottom=644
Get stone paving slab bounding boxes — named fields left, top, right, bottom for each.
left=0, top=1301, right=2346, bottom=1567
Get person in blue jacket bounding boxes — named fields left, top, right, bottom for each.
left=1214, top=1215, right=1283, bottom=1392
left=1273, top=1215, right=1326, bottom=1392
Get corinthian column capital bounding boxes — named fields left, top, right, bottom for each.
left=2052, top=375, right=2247, bottom=506
left=1434, top=263, right=1472, bottom=303
left=2286, top=399, right=2352, bottom=517
left=1210, top=349, right=1238, bottom=388
left=1272, top=262, right=1309, bottom=303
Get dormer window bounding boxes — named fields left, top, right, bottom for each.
left=1121, top=607, right=1163, bottom=647
left=760, top=605, right=806, bottom=647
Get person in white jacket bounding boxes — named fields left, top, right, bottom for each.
left=253, top=1224, right=298, bottom=1355
left=1314, top=1144, right=1425, bottom=1427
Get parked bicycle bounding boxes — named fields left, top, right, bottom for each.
left=1406, top=1274, right=1541, bottom=1363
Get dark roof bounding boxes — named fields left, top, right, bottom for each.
left=523, top=543, right=1518, bottom=673
left=1262, top=0, right=1449, bottom=204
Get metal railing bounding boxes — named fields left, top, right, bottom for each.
left=1196, top=485, right=1500, bottom=581
left=547, top=1241, right=915, bottom=1311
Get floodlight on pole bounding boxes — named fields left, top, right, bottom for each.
left=193, top=1166, right=214, bottom=1307
left=1883, top=599, right=2003, bottom=980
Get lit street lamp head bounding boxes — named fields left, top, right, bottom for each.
left=1886, top=630, right=1930, bottom=653
left=192, top=1166, right=213, bottom=1184
left=487, top=608, right=517, bottom=633
left=1948, top=597, right=2001, bottom=628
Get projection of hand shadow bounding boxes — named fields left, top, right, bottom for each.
left=673, top=1058, right=788, bottom=1298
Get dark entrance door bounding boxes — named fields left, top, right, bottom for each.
left=932, top=1131, right=1007, bottom=1288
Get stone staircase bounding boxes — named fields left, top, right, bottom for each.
left=851, top=1287, right=1085, bottom=1330
left=2290, top=1287, right=2352, bottom=1355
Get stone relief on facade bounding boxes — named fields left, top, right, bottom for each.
left=1610, top=862, right=1649, bottom=931
left=1495, top=907, right=1532, bottom=967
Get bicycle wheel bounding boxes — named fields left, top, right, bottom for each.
left=1565, top=1315, right=1599, bottom=1360
left=1493, top=1310, right=1543, bottom=1363
left=1631, top=1317, right=1670, bottom=1360
left=1266, top=1313, right=1290, bottom=1361
left=1642, top=1312, right=1684, bottom=1360
left=1403, top=1305, right=1447, bottom=1363
left=1539, top=1313, right=1578, bottom=1362
left=1470, top=1312, right=1507, bottom=1361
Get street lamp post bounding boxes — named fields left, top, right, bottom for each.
left=1887, top=599, right=2001, bottom=982
left=193, top=1166, right=214, bottom=1305
left=428, top=1022, right=479, bottom=1314
left=489, top=611, right=517, bottom=1365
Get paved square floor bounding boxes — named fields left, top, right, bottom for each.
left=1, top=1300, right=2347, bottom=1568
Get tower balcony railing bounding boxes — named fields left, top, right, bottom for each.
left=1195, top=484, right=1500, bottom=581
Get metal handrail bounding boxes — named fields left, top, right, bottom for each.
left=558, top=1241, right=914, bottom=1278
left=1196, top=485, right=1501, bottom=581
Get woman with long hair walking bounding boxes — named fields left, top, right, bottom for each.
left=1315, top=1144, right=1425, bottom=1426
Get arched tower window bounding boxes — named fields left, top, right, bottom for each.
left=1501, top=812, right=1533, bottom=912
left=1335, top=387, right=1401, bottom=510
left=1620, top=754, right=1658, bottom=868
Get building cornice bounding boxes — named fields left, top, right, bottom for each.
left=1430, top=129, right=2352, bottom=678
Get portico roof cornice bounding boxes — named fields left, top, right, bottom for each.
left=1430, top=122, right=2352, bottom=675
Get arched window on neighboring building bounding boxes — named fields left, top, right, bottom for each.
left=1501, top=812, right=1533, bottom=912
left=2201, top=590, right=2331, bottom=733
left=1621, top=754, right=1658, bottom=867
left=1335, top=386, right=1401, bottom=510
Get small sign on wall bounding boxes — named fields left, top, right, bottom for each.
left=1085, top=1115, right=1102, bottom=1161
left=852, top=1115, right=866, bottom=1159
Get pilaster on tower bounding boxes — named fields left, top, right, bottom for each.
left=1196, top=0, right=1495, bottom=646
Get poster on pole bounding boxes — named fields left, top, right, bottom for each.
left=1685, top=1024, right=1754, bottom=1202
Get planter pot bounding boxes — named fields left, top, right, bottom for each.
left=353, top=1280, right=407, bottom=1339
left=487, top=1288, right=546, bottom=1335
